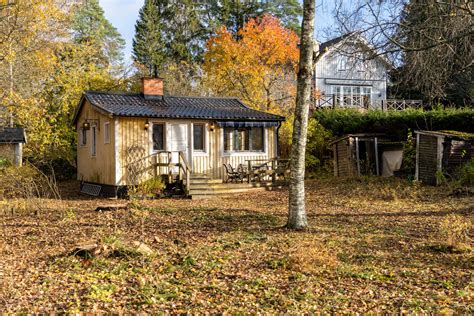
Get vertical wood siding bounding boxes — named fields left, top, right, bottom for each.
left=117, top=117, right=152, bottom=186
left=417, top=134, right=439, bottom=185
left=334, top=140, right=352, bottom=177
left=115, top=118, right=279, bottom=184
left=76, top=100, right=116, bottom=185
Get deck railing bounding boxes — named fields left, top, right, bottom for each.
left=313, top=95, right=423, bottom=111
left=243, top=157, right=290, bottom=183
left=126, top=150, right=191, bottom=195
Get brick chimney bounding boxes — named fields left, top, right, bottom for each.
left=142, top=77, right=164, bottom=100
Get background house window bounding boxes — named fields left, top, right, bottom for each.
left=80, top=128, right=87, bottom=146
left=193, top=124, right=204, bottom=151
left=104, top=121, right=110, bottom=144
left=338, top=56, right=348, bottom=71
left=153, top=123, right=165, bottom=151
left=224, top=127, right=264, bottom=152
left=333, top=85, right=372, bottom=108
left=91, top=126, right=97, bottom=156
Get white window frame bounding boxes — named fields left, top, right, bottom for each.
left=149, top=121, right=167, bottom=153
left=79, top=128, right=87, bottom=146
left=221, top=126, right=267, bottom=157
left=338, top=56, right=348, bottom=71
left=91, top=125, right=97, bottom=157
left=191, top=122, right=208, bottom=156
left=104, top=121, right=110, bottom=144
left=332, top=85, right=372, bottom=108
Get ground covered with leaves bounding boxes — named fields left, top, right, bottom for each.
left=1, top=178, right=472, bottom=313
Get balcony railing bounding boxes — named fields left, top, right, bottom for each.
left=313, top=95, right=423, bottom=111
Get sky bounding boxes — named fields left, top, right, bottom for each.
left=99, top=0, right=337, bottom=64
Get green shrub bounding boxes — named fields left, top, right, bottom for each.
left=305, top=118, right=332, bottom=174
left=459, top=158, right=474, bottom=186
left=0, top=157, right=11, bottom=169
left=129, top=176, right=165, bottom=199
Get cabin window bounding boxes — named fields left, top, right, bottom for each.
left=104, top=121, right=110, bottom=144
left=224, top=127, right=264, bottom=152
left=91, top=125, right=97, bottom=157
left=152, top=123, right=165, bottom=151
left=193, top=124, right=205, bottom=151
left=80, top=128, right=87, bottom=146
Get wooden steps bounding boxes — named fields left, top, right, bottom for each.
left=188, top=174, right=283, bottom=199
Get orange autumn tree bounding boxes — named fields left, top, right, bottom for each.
left=203, top=14, right=299, bottom=115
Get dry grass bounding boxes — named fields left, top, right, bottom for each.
left=0, top=177, right=472, bottom=313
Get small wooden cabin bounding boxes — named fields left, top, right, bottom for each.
left=415, top=130, right=474, bottom=185
left=72, top=78, right=284, bottom=197
left=330, top=133, right=404, bottom=177
left=0, top=127, right=26, bottom=167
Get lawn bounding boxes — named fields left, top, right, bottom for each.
left=0, top=178, right=472, bottom=313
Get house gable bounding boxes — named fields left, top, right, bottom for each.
left=314, top=33, right=392, bottom=105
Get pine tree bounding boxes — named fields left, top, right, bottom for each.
left=132, top=0, right=166, bottom=77
left=72, top=0, right=125, bottom=66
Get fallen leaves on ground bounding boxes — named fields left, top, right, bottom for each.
left=0, top=177, right=472, bottom=313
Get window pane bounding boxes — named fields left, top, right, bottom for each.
left=92, top=126, right=96, bottom=156
left=104, top=122, right=110, bottom=143
left=224, top=127, right=231, bottom=151
left=153, top=124, right=164, bottom=151
left=193, top=124, right=204, bottom=150
left=234, top=129, right=247, bottom=151
left=251, top=127, right=264, bottom=151
left=81, top=129, right=87, bottom=145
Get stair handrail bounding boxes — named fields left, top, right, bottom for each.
left=178, top=151, right=191, bottom=196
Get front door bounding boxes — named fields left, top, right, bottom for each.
left=168, top=123, right=190, bottom=173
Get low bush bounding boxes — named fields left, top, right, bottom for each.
left=459, top=158, right=474, bottom=186
left=305, top=118, right=333, bottom=175
left=439, top=214, right=471, bottom=251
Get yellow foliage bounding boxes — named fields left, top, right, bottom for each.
left=203, top=14, right=299, bottom=115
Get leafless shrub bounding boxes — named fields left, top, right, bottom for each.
left=0, top=162, right=60, bottom=214
left=439, top=214, right=472, bottom=250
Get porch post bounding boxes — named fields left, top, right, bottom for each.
left=355, top=137, right=361, bottom=176
left=247, top=160, right=251, bottom=183
left=374, top=137, right=379, bottom=176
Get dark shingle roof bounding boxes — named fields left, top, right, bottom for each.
left=74, top=92, right=285, bottom=123
left=0, top=128, right=26, bottom=143
left=318, top=33, right=355, bottom=54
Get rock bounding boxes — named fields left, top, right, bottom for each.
left=72, top=242, right=98, bottom=258
left=131, top=241, right=154, bottom=256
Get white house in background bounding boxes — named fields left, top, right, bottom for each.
left=314, top=33, right=396, bottom=110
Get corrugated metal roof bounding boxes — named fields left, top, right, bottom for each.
left=74, top=91, right=285, bottom=123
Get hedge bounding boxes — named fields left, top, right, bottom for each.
left=314, top=108, right=474, bottom=140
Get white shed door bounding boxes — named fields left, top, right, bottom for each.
left=169, top=123, right=189, bottom=172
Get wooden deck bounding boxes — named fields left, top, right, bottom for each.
left=127, top=152, right=289, bottom=199
left=189, top=174, right=286, bottom=199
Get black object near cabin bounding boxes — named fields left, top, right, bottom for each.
left=415, top=130, right=474, bottom=185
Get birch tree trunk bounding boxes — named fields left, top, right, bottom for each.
left=287, top=0, right=315, bottom=229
